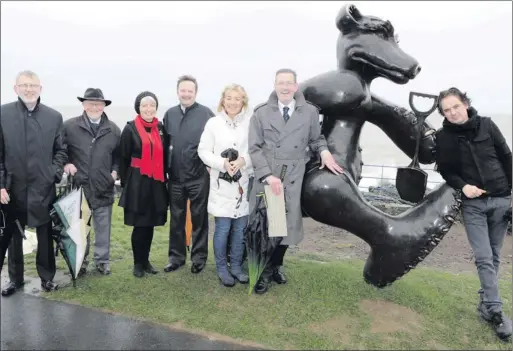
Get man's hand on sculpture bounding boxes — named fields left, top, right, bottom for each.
left=1, top=188, right=10, bottom=205
left=320, top=150, right=344, bottom=175
left=64, top=163, right=78, bottom=176
left=266, top=175, right=283, bottom=196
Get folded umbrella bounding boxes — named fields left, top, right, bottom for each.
left=245, top=165, right=288, bottom=295
left=50, top=175, right=91, bottom=287
left=245, top=193, right=281, bottom=295
left=0, top=173, right=27, bottom=241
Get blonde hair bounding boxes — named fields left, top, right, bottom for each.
left=217, top=84, right=249, bottom=113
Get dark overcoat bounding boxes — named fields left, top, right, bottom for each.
left=0, top=97, right=67, bottom=227
left=118, top=120, right=169, bottom=227
left=63, top=112, right=121, bottom=209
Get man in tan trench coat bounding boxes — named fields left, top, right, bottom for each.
left=248, top=68, right=344, bottom=294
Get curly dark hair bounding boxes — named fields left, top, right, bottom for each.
left=437, top=87, right=472, bottom=115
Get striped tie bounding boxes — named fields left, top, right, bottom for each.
left=283, top=106, right=290, bottom=122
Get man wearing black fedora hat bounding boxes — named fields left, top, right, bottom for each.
left=63, top=87, right=121, bottom=276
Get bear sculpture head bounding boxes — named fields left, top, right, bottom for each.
left=336, top=4, right=421, bottom=85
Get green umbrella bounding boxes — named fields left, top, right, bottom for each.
left=50, top=177, right=91, bottom=286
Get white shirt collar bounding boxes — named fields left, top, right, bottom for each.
left=86, top=113, right=101, bottom=124
left=278, top=99, right=295, bottom=116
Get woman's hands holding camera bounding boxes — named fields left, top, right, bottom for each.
left=223, top=158, right=234, bottom=176
left=230, top=157, right=245, bottom=175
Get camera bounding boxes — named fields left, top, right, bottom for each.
left=219, top=148, right=242, bottom=183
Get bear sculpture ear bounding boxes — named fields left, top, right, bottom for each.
left=336, top=4, right=362, bottom=34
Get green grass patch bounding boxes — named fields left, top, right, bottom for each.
left=20, top=206, right=513, bottom=349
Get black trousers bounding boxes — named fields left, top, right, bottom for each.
left=131, top=227, right=154, bottom=266
left=271, top=244, right=288, bottom=267
left=0, top=210, right=56, bottom=283
left=168, top=177, right=209, bottom=265
left=263, top=244, right=288, bottom=277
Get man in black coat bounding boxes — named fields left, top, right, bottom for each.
left=63, top=88, right=121, bottom=276
left=0, top=70, right=67, bottom=296
left=162, top=75, right=214, bottom=274
left=435, top=87, right=512, bottom=341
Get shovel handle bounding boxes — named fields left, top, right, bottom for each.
left=409, top=92, right=439, bottom=118
left=408, top=91, right=437, bottom=166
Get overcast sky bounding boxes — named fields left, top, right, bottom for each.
left=1, top=1, right=511, bottom=115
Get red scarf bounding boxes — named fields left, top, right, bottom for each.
left=133, top=115, right=165, bottom=182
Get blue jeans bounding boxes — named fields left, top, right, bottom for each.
left=213, top=216, right=248, bottom=273
left=461, top=195, right=511, bottom=313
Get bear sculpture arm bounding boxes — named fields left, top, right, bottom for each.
left=367, top=93, right=437, bottom=165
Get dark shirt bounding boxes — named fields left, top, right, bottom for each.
left=163, top=102, right=214, bottom=183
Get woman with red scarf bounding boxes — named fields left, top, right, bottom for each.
left=118, top=91, right=169, bottom=278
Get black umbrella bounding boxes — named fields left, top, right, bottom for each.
left=0, top=173, right=27, bottom=241
left=245, top=166, right=288, bottom=295
left=244, top=193, right=281, bottom=295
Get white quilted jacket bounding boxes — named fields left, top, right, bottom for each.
left=198, top=110, right=254, bottom=218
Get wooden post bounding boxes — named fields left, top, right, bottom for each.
left=185, top=199, right=192, bottom=248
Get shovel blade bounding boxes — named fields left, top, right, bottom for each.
left=396, top=167, right=428, bottom=203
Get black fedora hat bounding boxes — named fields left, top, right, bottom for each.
left=77, top=88, right=112, bottom=106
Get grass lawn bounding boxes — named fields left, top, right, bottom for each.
left=21, top=206, right=512, bottom=350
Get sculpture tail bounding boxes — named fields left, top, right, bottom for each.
left=363, top=184, right=462, bottom=288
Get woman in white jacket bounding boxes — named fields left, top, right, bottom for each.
left=198, top=84, right=253, bottom=287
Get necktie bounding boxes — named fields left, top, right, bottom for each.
left=283, top=106, right=290, bottom=123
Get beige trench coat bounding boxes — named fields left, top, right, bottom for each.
left=248, top=91, right=328, bottom=246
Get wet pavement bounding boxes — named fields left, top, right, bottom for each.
left=1, top=293, right=262, bottom=350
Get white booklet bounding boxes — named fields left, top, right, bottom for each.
left=264, top=185, right=288, bottom=237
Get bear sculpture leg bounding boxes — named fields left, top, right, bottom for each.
left=302, top=169, right=462, bottom=287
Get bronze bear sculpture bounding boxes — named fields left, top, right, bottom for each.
left=299, top=4, right=462, bottom=288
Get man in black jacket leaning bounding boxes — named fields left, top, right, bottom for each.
left=435, top=87, right=512, bottom=341
left=163, top=75, right=214, bottom=274
left=0, top=70, right=67, bottom=296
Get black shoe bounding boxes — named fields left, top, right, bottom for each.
left=163, top=262, right=184, bottom=272
left=254, top=277, right=271, bottom=294
left=272, top=267, right=287, bottom=284
left=490, top=311, right=512, bottom=341
left=41, top=280, right=58, bottom=292
left=191, top=262, right=206, bottom=274
left=96, top=263, right=111, bottom=275
left=133, top=264, right=145, bottom=278
left=144, top=262, right=159, bottom=275
left=1, top=281, right=24, bottom=297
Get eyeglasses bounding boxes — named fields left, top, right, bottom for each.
left=276, top=81, right=296, bottom=87
left=84, top=101, right=106, bottom=108
left=17, top=84, right=41, bottom=90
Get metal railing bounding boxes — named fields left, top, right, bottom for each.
left=57, top=164, right=446, bottom=193
left=357, top=163, right=444, bottom=192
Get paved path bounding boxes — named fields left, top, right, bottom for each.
left=1, top=293, right=261, bottom=350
